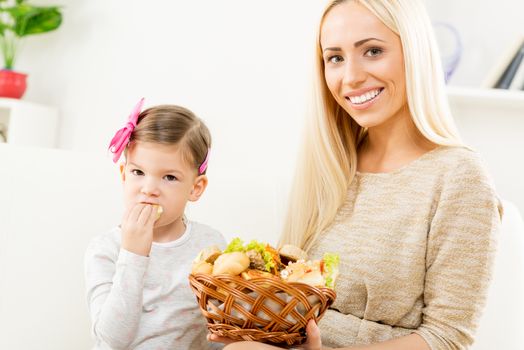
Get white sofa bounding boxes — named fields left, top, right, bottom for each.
left=0, top=143, right=523, bottom=349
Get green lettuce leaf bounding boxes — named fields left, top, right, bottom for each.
left=323, top=253, right=340, bottom=289
left=245, top=239, right=275, bottom=272
left=223, top=237, right=245, bottom=253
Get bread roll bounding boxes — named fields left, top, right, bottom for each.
left=279, top=244, right=308, bottom=262
left=241, top=269, right=278, bottom=281
left=212, top=252, right=250, bottom=276
left=294, top=270, right=325, bottom=287
left=201, top=245, right=222, bottom=264
left=192, top=261, right=213, bottom=274
left=194, top=245, right=222, bottom=264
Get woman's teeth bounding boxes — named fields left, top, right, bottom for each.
left=347, top=88, right=383, bottom=104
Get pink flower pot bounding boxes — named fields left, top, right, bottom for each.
left=0, top=69, right=27, bottom=99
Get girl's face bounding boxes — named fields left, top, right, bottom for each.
left=320, top=1, right=409, bottom=129
left=122, top=141, right=206, bottom=234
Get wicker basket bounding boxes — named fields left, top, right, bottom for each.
left=188, top=273, right=336, bottom=346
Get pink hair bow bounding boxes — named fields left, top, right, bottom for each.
left=199, top=149, right=210, bottom=174
left=108, top=98, right=145, bottom=163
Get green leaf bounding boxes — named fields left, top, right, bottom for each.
left=246, top=240, right=275, bottom=272
left=6, top=5, right=62, bottom=37
left=223, top=238, right=245, bottom=253
left=322, top=253, right=340, bottom=289
left=0, top=22, right=10, bottom=37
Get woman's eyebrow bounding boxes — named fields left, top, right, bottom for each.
left=354, top=37, right=385, bottom=47
left=323, top=37, right=385, bottom=52
left=323, top=47, right=342, bottom=53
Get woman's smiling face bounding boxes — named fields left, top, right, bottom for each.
left=321, top=1, right=409, bottom=129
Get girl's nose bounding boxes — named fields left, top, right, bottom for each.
left=140, top=178, right=160, bottom=197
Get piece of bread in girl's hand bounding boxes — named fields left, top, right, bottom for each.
left=152, top=204, right=163, bottom=220
left=212, top=252, right=250, bottom=276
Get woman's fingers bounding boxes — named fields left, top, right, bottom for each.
left=206, top=321, right=322, bottom=349
left=300, top=320, right=322, bottom=350
left=207, top=333, right=238, bottom=345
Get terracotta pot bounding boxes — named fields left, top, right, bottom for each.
left=0, top=69, right=27, bottom=99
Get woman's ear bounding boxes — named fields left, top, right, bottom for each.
left=189, top=175, right=208, bottom=202
left=119, top=163, right=126, bottom=182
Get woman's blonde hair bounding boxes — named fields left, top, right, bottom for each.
left=279, top=0, right=463, bottom=251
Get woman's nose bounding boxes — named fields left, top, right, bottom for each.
left=342, top=60, right=366, bottom=87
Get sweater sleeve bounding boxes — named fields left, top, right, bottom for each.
left=319, top=309, right=416, bottom=347
left=413, top=154, right=502, bottom=350
left=319, top=153, right=502, bottom=350
left=84, top=236, right=149, bottom=350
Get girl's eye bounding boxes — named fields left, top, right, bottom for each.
left=327, top=55, right=344, bottom=64
left=365, top=47, right=383, bottom=57
left=164, top=175, right=177, bottom=181
left=131, top=169, right=144, bottom=176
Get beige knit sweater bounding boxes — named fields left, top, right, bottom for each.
left=308, top=146, right=502, bottom=350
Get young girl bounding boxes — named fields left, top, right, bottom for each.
left=84, top=99, right=225, bottom=350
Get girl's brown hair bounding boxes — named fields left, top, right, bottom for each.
left=128, top=105, right=211, bottom=174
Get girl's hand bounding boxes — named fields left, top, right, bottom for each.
left=207, top=320, right=324, bottom=350
left=121, top=203, right=157, bottom=256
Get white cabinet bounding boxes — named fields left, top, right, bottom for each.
left=0, top=98, right=59, bottom=148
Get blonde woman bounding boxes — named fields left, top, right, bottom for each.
left=211, top=0, right=502, bottom=349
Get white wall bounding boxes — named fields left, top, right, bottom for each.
left=17, top=0, right=524, bottom=173
left=11, top=0, right=524, bottom=243
left=17, top=0, right=524, bottom=172
left=17, top=0, right=334, bottom=240
left=20, top=0, right=329, bottom=183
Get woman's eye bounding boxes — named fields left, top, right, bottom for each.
left=327, top=55, right=344, bottom=64
left=164, top=175, right=177, bottom=181
left=131, top=169, right=144, bottom=176
left=365, top=47, right=383, bottom=57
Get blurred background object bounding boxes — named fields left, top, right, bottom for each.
left=0, top=0, right=62, bottom=99
left=433, top=22, right=462, bottom=83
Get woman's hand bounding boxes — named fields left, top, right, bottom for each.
left=207, top=333, right=238, bottom=345
left=299, top=320, right=324, bottom=350
left=207, top=320, right=325, bottom=349
left=121, top=203, right=157, bottom=256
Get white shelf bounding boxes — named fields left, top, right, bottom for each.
left=447, top=86, right=524, bottom=110
left=0, top=98, right=59, bottom=148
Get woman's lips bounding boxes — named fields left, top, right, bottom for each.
left=344, top=87, right=384, bottom=110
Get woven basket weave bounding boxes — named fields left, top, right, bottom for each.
left=189, top=273, right=336, bottom=346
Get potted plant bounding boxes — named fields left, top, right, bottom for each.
left=0, top=0, right=62, bottom=99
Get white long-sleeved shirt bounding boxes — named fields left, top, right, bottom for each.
left=84, top=220, right=226, bottom=350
